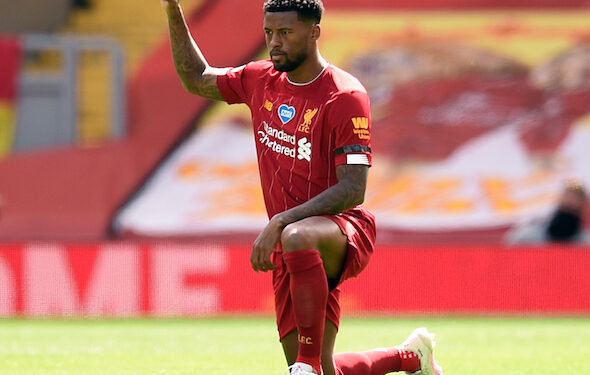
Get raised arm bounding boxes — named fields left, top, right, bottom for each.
left=162, top=0, right=227, bottom=100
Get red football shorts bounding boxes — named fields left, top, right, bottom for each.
left=271, top=207, right=376, bottom=340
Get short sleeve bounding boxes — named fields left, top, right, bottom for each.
left=329, top=91, right=372, bottom=167
left=217, top=60, right=273, bottom=105
left=216, top=64, right=249, bottom=104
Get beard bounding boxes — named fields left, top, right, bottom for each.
left=271, top=51, right=307, bottom=72
left=546, top=209, right=582, bottom=242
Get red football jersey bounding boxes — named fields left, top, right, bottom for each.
left=217, top=60, right=372, bottom=218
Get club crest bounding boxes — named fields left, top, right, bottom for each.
left=278, top=104, right=296, bottom=124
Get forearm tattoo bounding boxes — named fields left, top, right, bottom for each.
left=195, top=72, right=224, bottom=101
left=278, top=164, right=368, bottom=224
left=167, top=6, right=223, bottom=101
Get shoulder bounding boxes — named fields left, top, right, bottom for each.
left=242, top=60, right=276, bottom=77
left=325, top=64, right=368, bottom=96
left=225, top=60, right=277, bottom=82
left=322, top=65, right=369, bottom=109
left=245, top=59, right=274, bottom=71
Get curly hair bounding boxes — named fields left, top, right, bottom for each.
left=263, top=0, right=324, bottom=24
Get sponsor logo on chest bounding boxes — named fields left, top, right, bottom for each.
left=258, top=121, right=311, bottom=162
left=257, top=103, right=321, bottom=162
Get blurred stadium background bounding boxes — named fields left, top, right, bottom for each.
left=0, top=0, right=589, bottom=319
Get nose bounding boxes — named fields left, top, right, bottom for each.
left=268, top=32, right=281, bottom=50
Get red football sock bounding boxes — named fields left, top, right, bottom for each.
left=334, top=347, right=420, bottom=375
left=283, top=250, right=328, bottom=374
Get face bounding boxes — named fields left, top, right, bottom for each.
left=263, top=11, right=317, bottom=72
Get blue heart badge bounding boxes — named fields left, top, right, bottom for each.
left=278, top=104, right=296, bottom=124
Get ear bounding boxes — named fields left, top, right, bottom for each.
left=310, top=24, right=321, bottom=41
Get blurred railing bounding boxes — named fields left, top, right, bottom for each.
left=15, top=34, right=126, bottom=151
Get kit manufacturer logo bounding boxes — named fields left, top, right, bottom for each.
left=264, top=100, right=273, bottom=111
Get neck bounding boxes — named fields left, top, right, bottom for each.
left=286, top=51, right=327, bottom=84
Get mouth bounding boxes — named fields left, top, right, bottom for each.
left=271, top=55, right=286, bottom=65
left=270, top=50, right=285, bottom=58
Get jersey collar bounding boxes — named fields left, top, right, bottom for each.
left=286, top=65, right=328, bottom=87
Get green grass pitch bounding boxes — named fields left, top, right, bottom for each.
left=1, top=316, right=589, bottom=375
